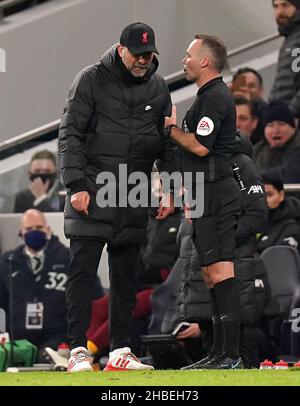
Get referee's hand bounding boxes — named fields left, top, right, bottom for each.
left=164, top=105, right=177, bottom=127
left=71, top=191, right=90, bottom=215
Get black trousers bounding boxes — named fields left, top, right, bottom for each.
left=193, top=178, right=240, bottom=266
left=67, top=239, right=138, bottom=350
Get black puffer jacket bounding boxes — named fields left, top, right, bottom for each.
left=233, top=134, right=268, bottom=325
left=59, top=46, right=176, bottom=244
left=269, top=10, right=300, bottom=117
left=161, top=220, right=212, bottom=333
left=136, top=208, right=181, bottom=290
left=142, top=208, right=181, bottom=271
left=257, top=196, right=300, bottom=254
left=234, top=133, right=268, bottom=257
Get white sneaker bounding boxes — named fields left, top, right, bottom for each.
left=67, top=346, right=93, bottom=372
left=103, top=347, right=154, bottom=372
left=44, top=347, right=68, bottom=371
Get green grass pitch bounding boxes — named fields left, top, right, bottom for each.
left=0, top=369, right=299, bottom=386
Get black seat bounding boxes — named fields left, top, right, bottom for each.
left=260, top=245, right=300, bottom=315
left=145, top=262, right=183, bottom=336
left=261, top=246, right=300, bottom=357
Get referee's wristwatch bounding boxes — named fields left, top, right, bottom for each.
left=164, top=124, right=177, bottom=137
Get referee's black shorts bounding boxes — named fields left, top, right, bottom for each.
left=192, top=177, right=240, bottom=266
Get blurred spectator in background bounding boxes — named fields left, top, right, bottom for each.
left=0, top=209, right=104, bottom=363
left=257, top=172, right=300, bottom=253
left=0, top=210, right=70, bottom=362
left=269, top=0, right=300, bottom=117
left=235, top=97, right=259, bottom=141
left=13, top=150, right=64, bottom=213
left=231, top=67, right=264, bottom=101
left=253, top=100, right=300, bottom=182
left=231, top=67, right=267, bottom=144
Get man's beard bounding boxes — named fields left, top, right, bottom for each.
left=276, top=16, right=292, bottom=26
left=131, top=65, right=149, bottom=78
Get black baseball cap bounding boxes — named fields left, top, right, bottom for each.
left=263, top=100, right=296, bottom=128
left=272, top=0, right=300, bottom=9
left=120, top=22, right=159, bottom=55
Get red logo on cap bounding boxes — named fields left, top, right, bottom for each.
left=142, top=32, right=148, bottom=43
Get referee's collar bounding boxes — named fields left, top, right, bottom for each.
left=197, top=76, right=223, bottom=96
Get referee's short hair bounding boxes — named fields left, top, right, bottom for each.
left=194, top=34, right=227, bottom=73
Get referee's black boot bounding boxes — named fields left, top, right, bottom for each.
left=201, top=353, right=244, bottom=370
left=180, top=353, right=218, bottom=370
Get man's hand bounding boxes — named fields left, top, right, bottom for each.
left=71, top=191, right=90, bottom=215
left=156, top=193, right=174, bottom=220
left=30, top=177, right=50, bottom=198
left=177, top=323, right=201, bottom=340
left=183, top=203, right=193, bottom=225
left=164, top=105, right=177, bottom=128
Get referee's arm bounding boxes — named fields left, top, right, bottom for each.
left=168, top=126, right=210, bottom=157
left=165, top=106, right=210, bottom=157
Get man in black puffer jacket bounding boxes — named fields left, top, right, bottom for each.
left=269, top=0, right=300, bottom=117
left=58, top=22, right=176, bottom=372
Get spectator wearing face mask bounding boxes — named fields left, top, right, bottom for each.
left=0, top=209, right=103, bottom=362
left=13, top=150, right=65, bottom=213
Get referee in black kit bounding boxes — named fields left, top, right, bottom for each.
left=164, top=35, right=242, bottom=369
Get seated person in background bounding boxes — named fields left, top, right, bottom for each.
left=230, top=67, right=268, bottom=145
left=14, top=150, right=65, bottom=213
left=235, top=97, right=259, bottom=142
left=86, top=288, right=154, bottom=359
left=257, top=172, right=300, bottom=254
left=231, top=67, right=265, bottom=101
left=86, top=204, right=181, bottom=360
left=253, top=100, right=300, bottom=183
left=0, top=209, right=103, bottom=362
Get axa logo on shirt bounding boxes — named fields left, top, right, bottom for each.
left=196, top=117, right=214, bottom=136
left=248, top=185, right=264, bottom=195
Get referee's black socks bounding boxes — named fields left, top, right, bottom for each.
left=214, top=277, right=241, bottom=359
left=209, top=288, right=223, bottom=356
